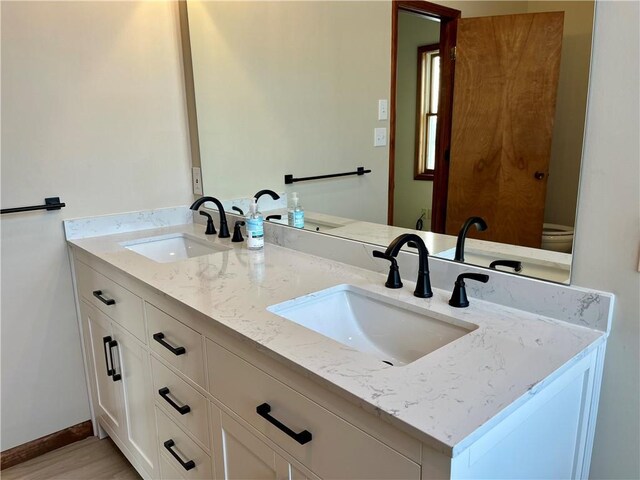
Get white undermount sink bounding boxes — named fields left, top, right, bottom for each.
left=268, top=285, right=477, bottom=366
left=121, top=233, right=230, bottom=263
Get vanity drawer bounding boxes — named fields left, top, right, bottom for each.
left=147, top=303, right=206, bottom=388
left=156, top=407, right=213, bottom=480
left=152, top=356, right=210, bottom=450
left=159, top=451, right=186, bottom=480
left=206, top=340, right=420, bottom=480
left=75, top=260, right=145, bottom=341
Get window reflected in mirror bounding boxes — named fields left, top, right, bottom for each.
left=415, top=44, right=440, bottom=180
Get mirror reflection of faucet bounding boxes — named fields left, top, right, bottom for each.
left=454, top=216, right=488, bottom=262
left=489, top=259, right=523, bottom=273
left=254, top=189, right=280, bottom=206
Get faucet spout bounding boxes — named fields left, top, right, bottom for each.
left=254, top=189, right=280, bottom=203
left=384, top=234, right=433, bottom=298
left=190, top=196, right=230, bottom=238
left=454, top=216, right=488, bottom=262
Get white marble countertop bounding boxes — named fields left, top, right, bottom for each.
left=67, top=222, right=604, bottom=456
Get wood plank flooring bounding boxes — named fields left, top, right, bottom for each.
left=1, top=437, right=140, bottom=480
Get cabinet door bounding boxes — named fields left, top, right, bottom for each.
left=114, top=324, right=158, bottom=478
left=212, top=405, right=317, bottom=480
left=81, top=300, right=125, bottom=438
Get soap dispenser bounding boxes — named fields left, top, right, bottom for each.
left=245, top=199, right=264, bottom=250
left=287, top=192, right=305, bottom=229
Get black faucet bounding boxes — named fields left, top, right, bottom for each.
left=254, top=189, right=280, bottom=206
left=454, top=216, right=488, bottom=262
left=448, top=273, right=489, bottom=308
left=489, top=259, right=523, bottom=273
left=199, top=211, right=216, bottom=235
left=373, top=234, right=432, bottom=298
left=190, top=196, right=230, bottom=238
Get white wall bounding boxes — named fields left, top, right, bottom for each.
left=571, top=2, right=640, bottom=479
left=0, top=1, right=192, bottom=450
left=187, top=1, right=390, bottom=223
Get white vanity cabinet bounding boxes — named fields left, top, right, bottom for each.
left=71, top=251, right=423, bottom=480
left=75, top=261, right=158, bottom=478
left=211, top=405, right=318, bottom=480
left=79, top=300, right=126, bottom=439
left=70, top=246, right=606, bottom=480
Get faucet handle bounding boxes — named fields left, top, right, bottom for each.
left=231, top=206, right=244, bottom=215
left=372, top=250, right=403, bottom=289
left=232, top=221, right=245, bottom=243
left=266, top=214, right=282, bottom=222
left=448, top=273, right=489, bottom=308
left=489, top=260, right=522, bottom=273
left=199, top=211, right=216, bottom=235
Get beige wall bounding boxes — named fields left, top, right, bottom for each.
left=0, top=1, right=192, bottom=450
left=188, top=1, right=390, bottom=223
left=393, top=12, right=439, bottom=229
left=441, top=1, right=527, bottom=17
left=530, top=1, right=595, bottom=227
left=572, top=2, right=640, bottom=478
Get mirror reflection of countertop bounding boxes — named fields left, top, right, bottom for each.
left=264, top=210, right=572, bottom=283
left=66, top=216, right=607, bottom=456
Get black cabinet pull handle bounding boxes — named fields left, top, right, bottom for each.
left=159, top=387, right=191, bottom=415
left=153, top=333, right=186, bottom=356
left=102, top=336, right=115, bottom=377
left=256, top=403, right=312, bottom=445
left=93, top=290, right=115, bottom=306
left=108, top=340, right=121, bottom=381
left=163, top=439, right=195, bottom=471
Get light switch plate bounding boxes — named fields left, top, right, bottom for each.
left=374, top=127, right=387, bottom=147
left=378, top=99, right=388, bottom=120
left=192, top=167, right=203, bottom=195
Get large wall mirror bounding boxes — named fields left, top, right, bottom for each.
left=186, top=0, right=595, bottom=284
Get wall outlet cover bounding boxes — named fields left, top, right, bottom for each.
left=374, top=127, right=387, bottom=147
left=192, top=167, right=203, bottom=195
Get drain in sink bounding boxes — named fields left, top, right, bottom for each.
left=382, top=360, right=394, bottom=366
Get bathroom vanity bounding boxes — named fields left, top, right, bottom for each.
left=65, top=209, right=612, bottom=480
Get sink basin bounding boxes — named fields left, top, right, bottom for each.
left=435, top=247, right=571, bottom=283
left=268, top=285, right=477, bottom=366
left=121, top=233, right=230, bottom=263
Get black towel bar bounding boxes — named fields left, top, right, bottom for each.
left=284, top=167, right=371, bottom=184
left=1, top=197, right=66, bottom=215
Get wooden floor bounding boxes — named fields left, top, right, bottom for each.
left=2, top=437, right=140, bottom=480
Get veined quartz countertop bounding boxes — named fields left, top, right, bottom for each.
left=68, top=223, right=603, bottom=456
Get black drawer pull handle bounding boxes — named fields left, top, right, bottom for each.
left=93, top=290, right=115, bottom=306
left=164, top=439, right=195, bottom=471
left=102, top=336, right=115, bottom=377
left=159, top=387, right=191, bottom=415
left=108, top=340, right=121, bottom=381
left=153, top=333, right=186, bottom=356
left=256, top=403, right=312, bottom=445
